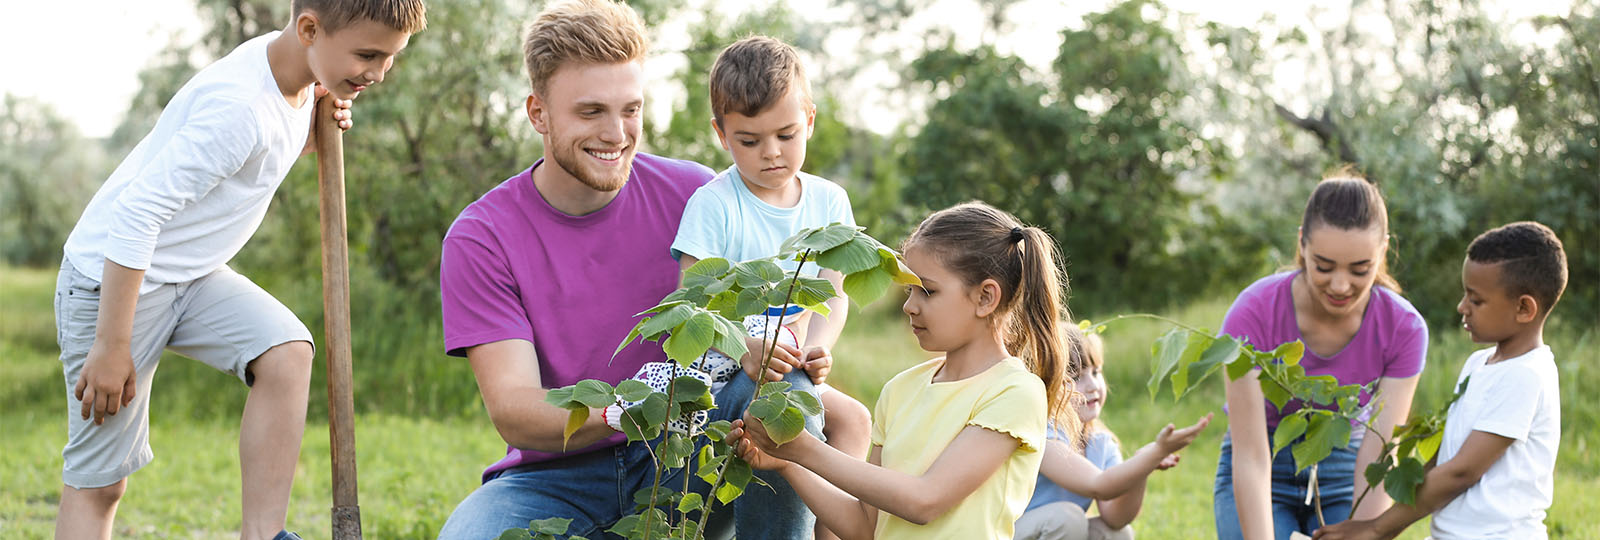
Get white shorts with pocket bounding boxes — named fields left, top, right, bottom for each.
left=53, top=259, right=313, bottom=488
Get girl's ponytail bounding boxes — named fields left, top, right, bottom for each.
left=904, top=202, right=1081, bottom=448
left=1010, top=226, right=1081, bottom=448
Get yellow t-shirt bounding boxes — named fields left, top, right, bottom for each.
left=869, top=356, right=1047, bottom=540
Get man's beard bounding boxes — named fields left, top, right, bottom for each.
left=550, top=139, right=633, bottom=192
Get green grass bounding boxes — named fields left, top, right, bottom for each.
left=3, top=265, right=1596, bottom=538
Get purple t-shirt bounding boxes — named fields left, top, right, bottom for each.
left=1220, top=271, right=1428, bottom=433
left=440, top=153, right=712, bottom=478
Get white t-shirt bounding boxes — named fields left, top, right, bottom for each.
left=669, top=166, right=855, bottom=275
left=65, top=32, right=313, bottom=293
left=1431, top=345, right=1560, bottom=540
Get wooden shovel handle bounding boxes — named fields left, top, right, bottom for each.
left=315, top=94, right=362, bottom=540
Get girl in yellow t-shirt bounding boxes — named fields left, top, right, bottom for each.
left=731, top=201, right=1078, bottom=540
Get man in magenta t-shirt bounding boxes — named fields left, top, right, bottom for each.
left=434, top=2, right=822, bottom=539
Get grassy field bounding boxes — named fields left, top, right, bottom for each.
left=3, top=264, right=1596, bottom=538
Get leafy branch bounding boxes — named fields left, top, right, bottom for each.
left=1086, top=316, right=1460, bottom=525
left=524, top=223, right=918, bottom=540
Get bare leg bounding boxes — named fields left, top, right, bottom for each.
left=816, top=390, right=872, bottom=540
left=239, top=341, right=313, bottom=540
left=55, top=479, right=126, bottom=540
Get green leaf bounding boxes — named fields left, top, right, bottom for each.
left=562, top=407, right=588, bottom=448
left=544, top=386, right=576, bottom=407
left=1167, top=331, right=1214, bottom=400
left=1147, top=328, right=1189, bottom=400
left=759, top=381, right=793, bottom=396
left=748, top=394, right=787, bottom=421
left=661, top=433, right=694, bottom=469
left=789, top=390, right=824, bottom=417
left=678, top=493, right=704, bottom=514
left=615, top=380, right=652, bottom=403
left=793, top=223, right=858, bottom=251
left=528, top=517, right=573, bottom=535
left=1225, top=344, right=1260, bottom=381
left=765, top=406, right=807, bottom=444
left=704, top=420, right=733, bottom=442
left=1416, top=430, right=1444, bottom=463
left=778, top=226, right=816, bottom=258
left=497, top=528, right=533, bottom=540
left=572, top=380, right=617, bottom=409
left=636, top=304, right=695, bottom=341
left=710, top=316, right=748, bottom=364
left=790, top=276, right=838, bottom=308
left=638, top=392, right=669, bottom=427
left=1270, top=341, right=1305, bottom=366
left=1293, top=413, right=1352, bottom=472
left=1272, top=412, right=1308, bottom=456
left=717, top=458, right=754, bottom=504
left=1259, top=378, right=1293, bottom=412
left=1384, top=457, right=1428, bottom=506
left=663, top=312, right=717, bottom=366
left=1178, top=334, right=1241, bottom=399
left=816, top=235, right=883, bottom=274
left=842, top=268, right=892, bottom=306
left=882, top=248, right=921, bottom=286
left=1364, top=455, right=1392, bottom=488
left=683, top=257, right=732, bottom=288
left=735, top=287, right=771, bottom=319
left=670, top=375, right=710, bottom=403
left=733, top=260, right=786, bottom=288
left=706, top=290, right=739, bottom=316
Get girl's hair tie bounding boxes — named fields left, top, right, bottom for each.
left=1009, top=227, right=1025, bottom=244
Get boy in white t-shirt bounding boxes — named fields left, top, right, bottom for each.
left=667, top=35, right=872, bottom=540
left=54, top=2, right=425, bottom=539
left=1314, top=221, right=1567, bottom=540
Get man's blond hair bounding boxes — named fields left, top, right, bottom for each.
left=523, top=0, right=649, bottom=96
left=292, top=0, right=427, bottom=34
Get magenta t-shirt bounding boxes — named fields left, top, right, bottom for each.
left=1220, top=271, right=1428, bottom=434
left=440, top=153, right=712, bottom=478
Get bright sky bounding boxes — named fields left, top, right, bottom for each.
left=0, top=0, right=1573, bottom=139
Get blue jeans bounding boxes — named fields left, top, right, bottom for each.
left=438, top=369, right=824, bottom=540
left=1213, top=433, right=1357, bottom=540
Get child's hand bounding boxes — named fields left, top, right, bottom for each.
left=741, top=335, right=804, bottom=383
left=801, top=345, right=832, bottom=384
left=1154, top=452, right=1181, bottom=470
left=302, top=84, right=353, bottom=156
left=729, top=417, right=793, bottom=471
left=75, top=343, right=138, bottom=425
left=1311, top=518, right=1389, bottom=540
left=1153, top=412, right=1213, bottom=454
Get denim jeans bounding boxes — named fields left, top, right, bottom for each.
left=437, top=368, right=824, bottom=540
left=1213, top=433, right=1357, bottom=540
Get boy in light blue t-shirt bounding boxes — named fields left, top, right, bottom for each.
left=670, top=38, right=871, bottom=539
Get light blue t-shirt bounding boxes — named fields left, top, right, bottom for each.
left=670, top=166, right=855, bottom=276
left=1025, top=428, right=1123, bottom=512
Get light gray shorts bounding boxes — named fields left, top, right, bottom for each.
left=54, top=259, right=313, bottom=488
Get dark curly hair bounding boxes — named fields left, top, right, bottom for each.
left=1467, top=221, right=1568, bottom=316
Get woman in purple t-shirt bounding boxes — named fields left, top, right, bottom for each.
left=1213, top=171, right=1429, bottom=540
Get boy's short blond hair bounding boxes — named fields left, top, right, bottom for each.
left=292, top=0, right=427, bottom=34
left=522, top=0, right=649, bottom=97
left=708, top=36, right=813, bottom=127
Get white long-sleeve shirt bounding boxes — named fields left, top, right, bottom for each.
left=65, top=32, right=312, bottom=292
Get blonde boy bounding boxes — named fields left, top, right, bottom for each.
left=669, top=35, right=874, bottom=540
left=55, top=2, right=424, bottom=539
left=1314, top=221, right=1567, bottom=540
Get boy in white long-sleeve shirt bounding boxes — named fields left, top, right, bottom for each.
left=53, top=2, right=425, bottom=539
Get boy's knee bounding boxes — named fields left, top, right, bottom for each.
left=247, top=341, right=313, bottom=387
left=68, top=479, right=128, bottom=507
left=825, top=391, right=871, bottom=428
